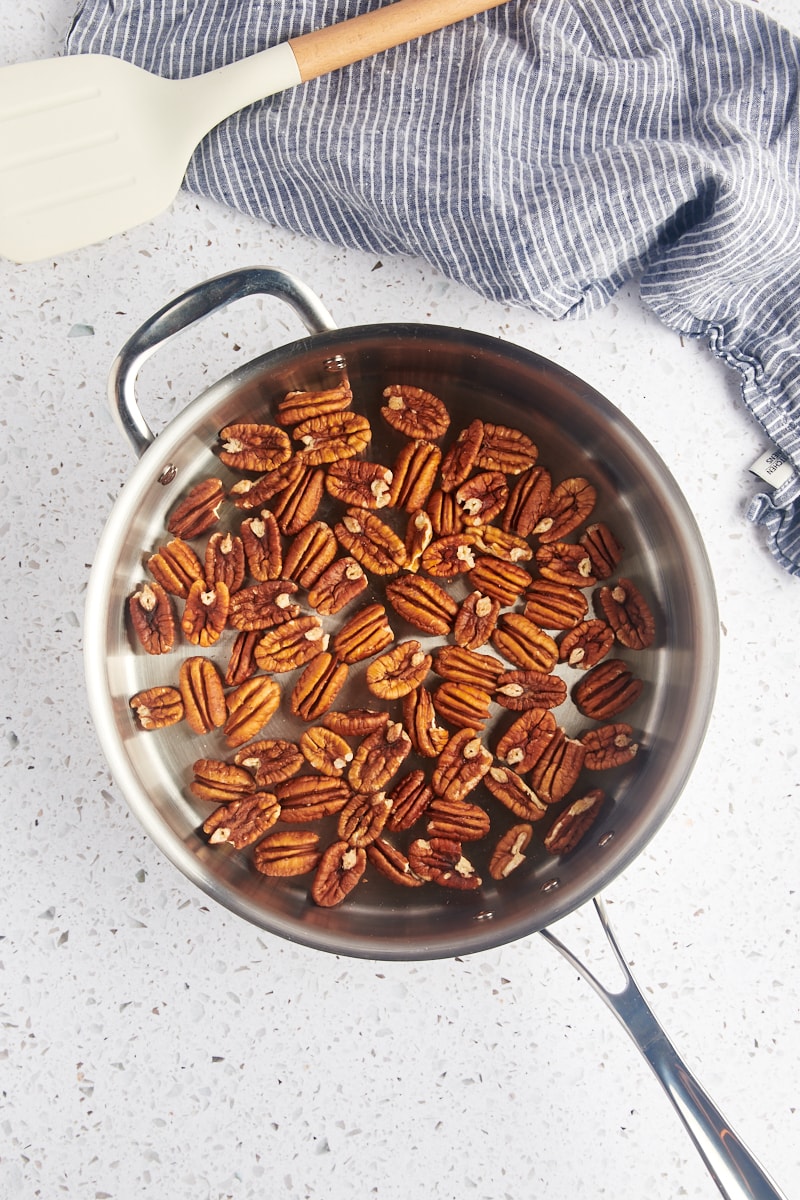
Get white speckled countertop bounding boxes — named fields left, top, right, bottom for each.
left=2, top=4, right=798, bottom=1198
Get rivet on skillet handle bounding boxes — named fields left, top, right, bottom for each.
left=107, top=267, right=338, bottom=461
left=541, top=899, right=789, bottom=1200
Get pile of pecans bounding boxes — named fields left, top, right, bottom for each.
left=127, top=374, right=655, bottom=907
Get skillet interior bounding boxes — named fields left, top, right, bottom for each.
left=84, top=324, right=718, bottom=959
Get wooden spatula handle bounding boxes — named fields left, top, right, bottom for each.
left=289, top=0, right=508, bottom=83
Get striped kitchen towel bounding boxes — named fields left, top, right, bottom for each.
left=65, top=0, right=800, bottom=575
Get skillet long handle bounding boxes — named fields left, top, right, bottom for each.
left=540, top=899, right=789, bottom=1200
left=288, top=0, right=509, bottom=83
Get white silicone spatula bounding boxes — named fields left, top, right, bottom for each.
left=0, top=0, right=507, bottom=263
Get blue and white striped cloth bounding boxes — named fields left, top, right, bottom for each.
left=66, top=0, right=800, bottom=575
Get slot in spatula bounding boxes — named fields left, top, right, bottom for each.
left=0, top=0, right=507, bottom=263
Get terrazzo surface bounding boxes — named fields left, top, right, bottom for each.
left=1, top=3, right=798, bottom=1198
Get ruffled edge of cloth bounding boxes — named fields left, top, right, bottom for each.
left=641, top=294, right=800, bottom=577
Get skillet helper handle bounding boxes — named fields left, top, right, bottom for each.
left=288, top=0, right=510, bottom=83
left=108, top=267, right=337, bottom=459
left=541, top=899, right=789, bottom=1200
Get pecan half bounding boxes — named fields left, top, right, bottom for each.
left=348, top=721, right=412, bottom=793
left=294, top=411, right=372, bottom=465
left=253, top=830, right=322, bottom=877
left=580, top=723, right=639, bottom=770
left=282, top=520, right=337, bottom=589
left=190, top=758, right=256, bottom=803
left=229, top=458, right=303, bottom=510
left=325, top=458, right=392, bottom=508
left=420, top=533, right=476, bottom=577
left=536, top=541, right=596, bottom=587
left=240, top=511, right=283, bottom=581
left=489, top=824, right=533, bottom=880
left=179, top=657, right=227, bottom=735
left=129, top=685, right=184, bottom=730
left=227, top=580, right=300, bottom=631
left=337, top=791, right=393, bottom=847
left=401, top=686, right=450, bottom=758
left=235, top=738, right=304, bottom=787
left=204, top=531, right=246, bottom=593
left=452, top=591, right=501, bottom=650
left=472, top=525, right=533, bottom=563
left=300, top=726, right=353, bottom=777
left=494, top=707, right=557, bottom=772
left=404, top=509, right=434, bottom=572
left=254, top=615, right=328, bottom=672
left=386, top=769, right=435, bottom=831
left=270, top=465, right=326, bottom=535
left=385, top=575, right=458, bottom=636
left=558, top=619, right=614, bottom=669
left=573, top=659, right=644, bottom=720
left=425, top=489, right=464, bottom=536
left=275, top=775, right=351, bottom=822
left=476, top=422, right=538, bottom=474
left=166, top=477, right=225, bottom=538
left=433, top=682, right=493, bottom=730
left=381, top=384, right=450, bottom=440
left=388, top=439, right=441, bottom=511
left=425, top=795, right=491, bottom=842
left=332, top=603, right=394, bottom=664
left=181, top=579, right=229, bottom=647
left=290, top=652, right=349, bottom=722
left=491, top=613, right=559, bottom=673
left=334, top=507, right=408, bottom=575
left=147, top=537, right=203, bottom=597
left=468, top=557, right=532, bottom=606
left=544, top=789, right=606, bottom=855
left=534, top=476, right=596, bottom=543
left=365, top=640, right=432, bottom=700
left=218, top=423, right=291, bottom=472
left=366, top=839, right=426, bottom=887
left=322, top=708, right=390, bottom=737
left=580, top=522, right=624, bottom=579
left=595, top=579, right=656, bottom=650
left=523, top=579, right=588, bottom=630
left=527, top=727, right=586, bottom=804
left=439, top=419, right=483, bottom=492
left=431, top=727, right=493, bottom=802
left=224, top=676, right=281, bottom=747
left=483, top=766, right=548, bottom=822
left=276, top=381, right=353, bottom=426
left=494, top=669, right=568, bottom=711
left=407, top=838, right=481, bottom=890
left=128, top=581, right=175, bottom=655
left=307, top=556, right=368, bottom=615
left=311, top=840, right=367, bottom=906
left=455, top=471, right=508, bottom=526
left=502, top=466, right=552, bottom=536
left=433, top=645, right=504, bottom=691
left=203, top=792, right=281, bottom=849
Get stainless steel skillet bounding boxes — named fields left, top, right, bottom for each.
left=84, top=267, right=787, bottom=1200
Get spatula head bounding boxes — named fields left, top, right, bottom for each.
left=0, top=55, right=196, bottom=262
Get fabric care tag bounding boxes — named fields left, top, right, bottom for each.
left=750, top=448, right=794, bottom=489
